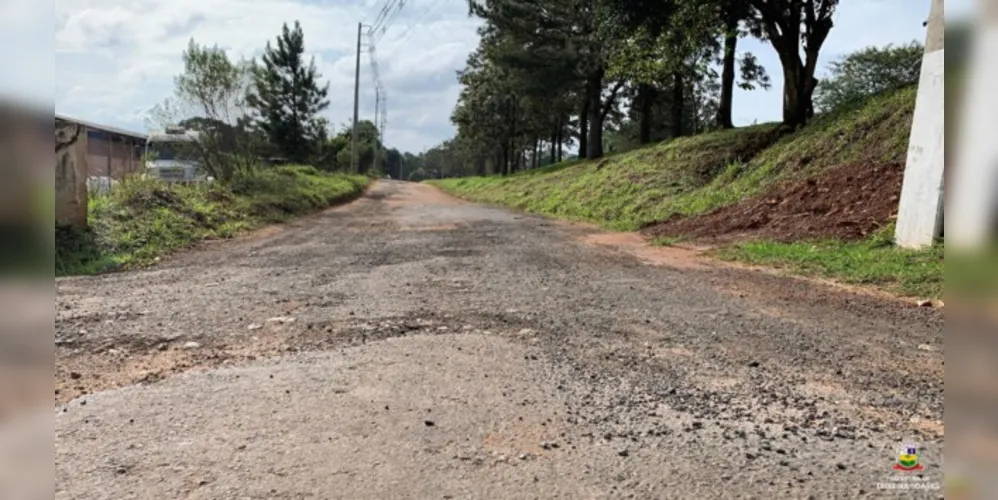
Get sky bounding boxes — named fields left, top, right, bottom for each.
left=0, top=0, right=976, bottom=154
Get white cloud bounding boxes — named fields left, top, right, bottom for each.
left=53, top=0, right=931, bottom=152
left=53, top=0, right=479, bottom=153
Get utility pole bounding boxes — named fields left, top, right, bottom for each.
left=380, top=89, right=388, bottom=177
left=352, top=22, right=363, bottom=174
left=895, top=0, right=944, bottom=248
left=373, top=86, right=380, bottom=174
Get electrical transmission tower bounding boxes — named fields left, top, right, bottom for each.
left=352, top=0, right=403, bottom=174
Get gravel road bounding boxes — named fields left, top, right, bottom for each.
left=55, top=180, right=944, bottom=498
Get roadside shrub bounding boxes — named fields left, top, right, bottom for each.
left=814, top=42, right=923, bottom=113
left=280, top=164, right=321, bottom=176
left=57, top=167, right=369, bottom=276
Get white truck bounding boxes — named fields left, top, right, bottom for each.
left=144, top=126, right=211, bottom=183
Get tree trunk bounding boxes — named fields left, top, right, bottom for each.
left=762, top=3, right=828, bottom=129
left=637, top=83, right=654, bottom=144
left=533, top=137, right=540, bottom=169
left=556, top=114, right=563, bottom=162
left=671, top=70, right=685, bottom=138
left=585, top=69, right=604, bottom=159
left=717, top=14, right=738, bottom=130
left=508, top=98, right=517, bottom=172
left=780, top=55, right=808, bottom=128
left=690, top=77, right=699, bottom=134
left=805, top=75, right=817, bottom=119
left=508, top=139, right=516, bottom=174
left=578, top=101, right=589, bottom=159
left=549, top=130, right=556, bottom=166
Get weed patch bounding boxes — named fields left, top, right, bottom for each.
left=56, top=166, right=368, bottom=276
left=714, top=237, right=942, bottom=299
left=433, top=86, right=915, bottom=232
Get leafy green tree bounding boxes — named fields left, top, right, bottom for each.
left=610, top=0, right=723, bottom=139
left=329, top=121, right=382, bottom=174
left=384, top=148, right=403, bottom=179
left=149, top=39, right=253, bottom=181
left=469, top=0, right=624, bottom=160
left=246, top=21, right=330, bottom=164
left=747, top=0, right=839, bottom=127
left=814, top=42, right=923, bottom=113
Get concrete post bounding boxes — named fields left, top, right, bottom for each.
left=895, top=0, right=945, bottom=248
left=55, top=119, right=89, bottom=229
left=947, top=0, right=998, bottom=249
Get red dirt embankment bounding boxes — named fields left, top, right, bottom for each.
left=642, top=162, right=904, bottom=243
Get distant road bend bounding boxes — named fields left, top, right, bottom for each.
left=56, top=180, right=943, bottom=498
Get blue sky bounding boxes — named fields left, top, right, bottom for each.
left=1, top=0, right=973, bottom=153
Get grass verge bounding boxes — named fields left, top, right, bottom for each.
left=56, top=165, right=369, bottom=276
left=431, top=124, right=784, bottom=231
left=433, top=87, right=916, bottom=232
left=712, top=227, right=943, bottom=299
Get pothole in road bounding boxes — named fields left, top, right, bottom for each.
left=577, top=232, right=708, bottom=270
left=399, top=223, right=461, bottom=231
left=55, top=312, right=544, bottom=406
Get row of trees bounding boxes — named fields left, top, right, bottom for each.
left=414, top=38, right=925, bottom=180
left=438, top=0, right=844, bottom=175
left=153, top=22, right=403, bottom=181
left=437, top=38, right=926, bottom=179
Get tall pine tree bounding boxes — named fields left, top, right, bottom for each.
left=247, top=21, right=330, bottom=163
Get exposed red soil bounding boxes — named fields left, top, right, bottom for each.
left=642, top=162, right=904, bottom=243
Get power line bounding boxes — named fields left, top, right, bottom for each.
left=363, top=2, right=382, bottom=24
left=382, top=0, right=448, bottom=59
left=359, top=19, right=389, bottom=159
left=371, top=0, right=405, bottom=43
left=356, top=0, right=425, bottom=158
left=369, top=0, right=398, bottom=33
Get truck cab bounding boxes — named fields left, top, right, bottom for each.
left=144, top=126, right=209, bottom=183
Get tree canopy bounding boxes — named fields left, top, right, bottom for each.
left=437, top=0, right=794, bottom=176
left=814, top=42, right=923, bottom=113
left=153, top=21, right=424, bottom=177
left=246, top=21, right=331, bottom=164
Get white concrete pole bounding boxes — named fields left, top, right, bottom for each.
left=895, top=0, right=945, bottom=248
left=947, top=0, right=998, bottom=249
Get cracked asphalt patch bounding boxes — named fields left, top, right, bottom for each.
left=56, top=181, right=944, bottom=498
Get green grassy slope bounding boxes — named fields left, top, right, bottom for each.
left=433, top=86, right=916, bottom=232
left=56, top=166, right=369, bottom=276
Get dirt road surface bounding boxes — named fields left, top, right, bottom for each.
left=55, top=181, right=944, bottom=499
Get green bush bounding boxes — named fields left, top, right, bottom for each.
left=56, top=167, right=369, bottom=276
left=814, top=42, right=924, bottom=113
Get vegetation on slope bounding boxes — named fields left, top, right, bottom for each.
left=434, top=86, right=916, bottom=231
left=56, top=166, right=368, bottom=276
